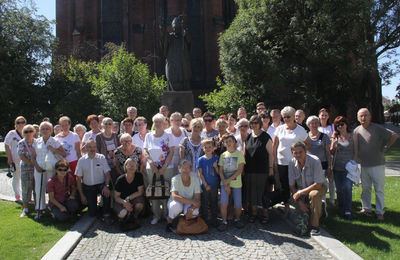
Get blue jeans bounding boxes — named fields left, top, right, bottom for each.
left=334, top=170, right=353, bottom=214
left=200, top=185, right=218, bottom=221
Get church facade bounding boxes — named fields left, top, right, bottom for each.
left=56, top=0, right=236, bottom=95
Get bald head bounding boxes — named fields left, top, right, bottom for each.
left=357, top=108, right=371, bottom=127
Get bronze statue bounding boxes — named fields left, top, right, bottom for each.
left=161, top=16, right=191, bottom=91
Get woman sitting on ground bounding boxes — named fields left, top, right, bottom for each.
left=114, top=158, right=145, bottom=230
left=47, top=160, right=80, bottom=221
left=166, top=159, right=201, bottom=232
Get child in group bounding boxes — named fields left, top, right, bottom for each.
left=197, top=138, right=220, bottom=227
left=217, top=134, right=246, bottom=231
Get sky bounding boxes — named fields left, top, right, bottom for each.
left=34, top=0, right=399, bottom=100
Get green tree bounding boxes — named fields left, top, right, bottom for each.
left=90, top=44, right=167, bottom=122
left=202, top=0, right=400, bottom=122
left=0, top=0, right=54, bottom=133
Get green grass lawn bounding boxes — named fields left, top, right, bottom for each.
left=385, top=139, right=400, bottom=161
left=323, top=177, right=400, bottom=260
left=0, top=201, right=74, bottom=259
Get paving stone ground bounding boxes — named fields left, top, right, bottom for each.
left=67, top=210, right=333, bottom=260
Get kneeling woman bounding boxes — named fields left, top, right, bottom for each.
left=114, top=158, right=145, bottom=227
left=47, top=160, right=80, bottom=221
left=167, top=159, right=201, bottom=231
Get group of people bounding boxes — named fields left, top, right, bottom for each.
left=4, top=103, right=398, bottom=236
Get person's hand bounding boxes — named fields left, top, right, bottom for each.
left=48, top=145, right=56, bottom=153
left=37, top=166, right=46, bottom=173
left=150, top=164, right=159, bottom=174
left=213, top=161, right=218, bottom=169
left=205, top=185, right=211, bottom=192
left=192, top=200, right=201, bottom=209
left=7, top=158, right=13, bottom=166
left=223, top=179, right=230, bottom=186
left=102, top=186, right=110, bottom=197
left=293, top=190, right=302, bottom=201
left=224, top=185, right=231, bottom=195
left=80, top=194, right=88, bottom=205
left=159, top=165, right=166, bottom=175
left=123, top=201, right=133, bottom=211
left=60, top=205, right=67, bottom=212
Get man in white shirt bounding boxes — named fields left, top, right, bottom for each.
left=76, top=139, right=111, bottom=219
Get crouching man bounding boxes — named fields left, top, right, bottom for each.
left=289, top=141, right=327, bottom=236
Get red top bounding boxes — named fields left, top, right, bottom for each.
left=47, top=174, right=76, bottom=207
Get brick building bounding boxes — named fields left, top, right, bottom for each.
left=56, top=0, right=236, bottom=97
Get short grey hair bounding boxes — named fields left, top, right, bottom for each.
left=119, top=133, right=133, bottom=143
left=152, top=113, right=165, bottom=123
left=102, top=117, right=113, bottom=128
left=291, top=141, right=306, bottom=151
left=306, top=115, right=320, bottom=126
left=170, top=112, right=182, bottom=120
left=237, top=118, right=249, bottom=127
left=74, top=124, right=87, bottom=132
left=281, top=106, right=296, bottom=117
left=127, top=106, right=137, bottom=112
left=216, top=118, right=228, bottom=128
left=39, top=121, right=53, bottom=130
left=178, top=159, right=193, bottom=169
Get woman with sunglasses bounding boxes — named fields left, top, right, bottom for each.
left=55, top=116, right=81, bottom=176
left=273, top=106, right=310, bottom=214
left=330, top=116, right=355, bottom=220
left=96, top=117, right=121, bottom=184
left=5, top=116, right=26, bottom=202
left=17, top=124, right=36, bottom=217
left=47, top=160, right=80, bottom=221
left=260, top=112, right=272, bottom=133
left=32, top=122, right=66, bottom=218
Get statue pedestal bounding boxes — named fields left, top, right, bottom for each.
left=162, top=91, right=194, bottom=114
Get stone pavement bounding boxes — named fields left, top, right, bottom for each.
left=67, top=212, right=333, bottom=260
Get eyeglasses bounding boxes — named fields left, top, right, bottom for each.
left=24, top=130, right=34, bottom=134
left=260, top=114, right=268, bottom=119
left=136, top=123, right=145, bottom=127
left=183, top=124, right=189, bottom=127
left=337, top=122, right=345, bottom=127
left=239, top=125, right=249, bottom=128
left=16, top=121, right=26, bottom=125
left=56, top=168, right=68, bottom=172
left=204, top=119, right=213, bottom=123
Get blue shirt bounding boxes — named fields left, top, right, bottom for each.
left=196, top=155, right=219, bottom=186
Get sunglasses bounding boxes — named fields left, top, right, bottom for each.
left=16, top=121, right=26, bottom=125
left=24, top=130, right=34, bottom=134
left=260, top=114, right=268, bottom=119
left=336, top=122, right=345, bottom=127
left=204, top=119, right=213, bottom=123
left=56, top=168, right=68, bottom=172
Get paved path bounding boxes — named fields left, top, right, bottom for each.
left=67, top=213, right=333, bottom=260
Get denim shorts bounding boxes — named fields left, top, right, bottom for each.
left=220, top=185, right=242, bottom=208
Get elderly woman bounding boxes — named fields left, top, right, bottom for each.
left=96, top=117, right=121, bottom=183
left=114, top=158, right=145, bottom=230
left=318, top=108, right=334, bottom=138
left=330, top=116, right=355, bottom=220
left=273, top=106, right=309, bottom=211
left=114, top=133, right=145, bottom=177
left=5, top=116, right=26, bottom=201
left=17, top=124, right=36, bottom=217
left=306, top=116, right=332, bottom=209
left=32, top=122, right=66, bottom=218
left=81, top=115, right=101, bottom=154
left=55, top=116, right=81, bottom=175
left=180, top=118, right=204, bottom=176
left=166, top=112, right=188, bottom=174
left=47, top=160, right=80, bottom=221
left=73, top=124, right=87, bottom=142
left=132, top=117, right=150, bottom=150
left=227, top=113, right=239, bottom=135
left=244, top=115, right=274, bottom=224
left=166, top=159, right=201, bottom=232
left=213, top=119, right=229, bottom=156
left=143, top=114, right=176, bottom=225
left=236, top=118, right=250, bottom=153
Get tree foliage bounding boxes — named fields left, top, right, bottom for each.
left=0, top=0, right=54, bottom=133
left=202, top=0, right=400, bottom=121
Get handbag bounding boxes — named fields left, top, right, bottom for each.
left=177, top=216, right=208, bottom=235
left=145, top=173, right=170, bottom=200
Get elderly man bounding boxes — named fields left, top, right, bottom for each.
left=354, top=108, right=398, bottom=220
left=120, top=107, right=137, bottom=134
left=289, top=141, right=327, bottom=236
left=267, top=109, right=283, bottom=137
left=76, top=139, right=112, bottom=222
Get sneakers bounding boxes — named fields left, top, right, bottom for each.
left=20, top=208, right=28, bottom=218
left=376, top=214, right=384, bottom=221
left=151, top=217, right=159, bottom=225
left=217, top=222, right=228, bottom=232
left=321, top=201, right=328, bottom=219
left=310, top=226, right=320, bottom=236
left=234, top=219, right=244, bottom=229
